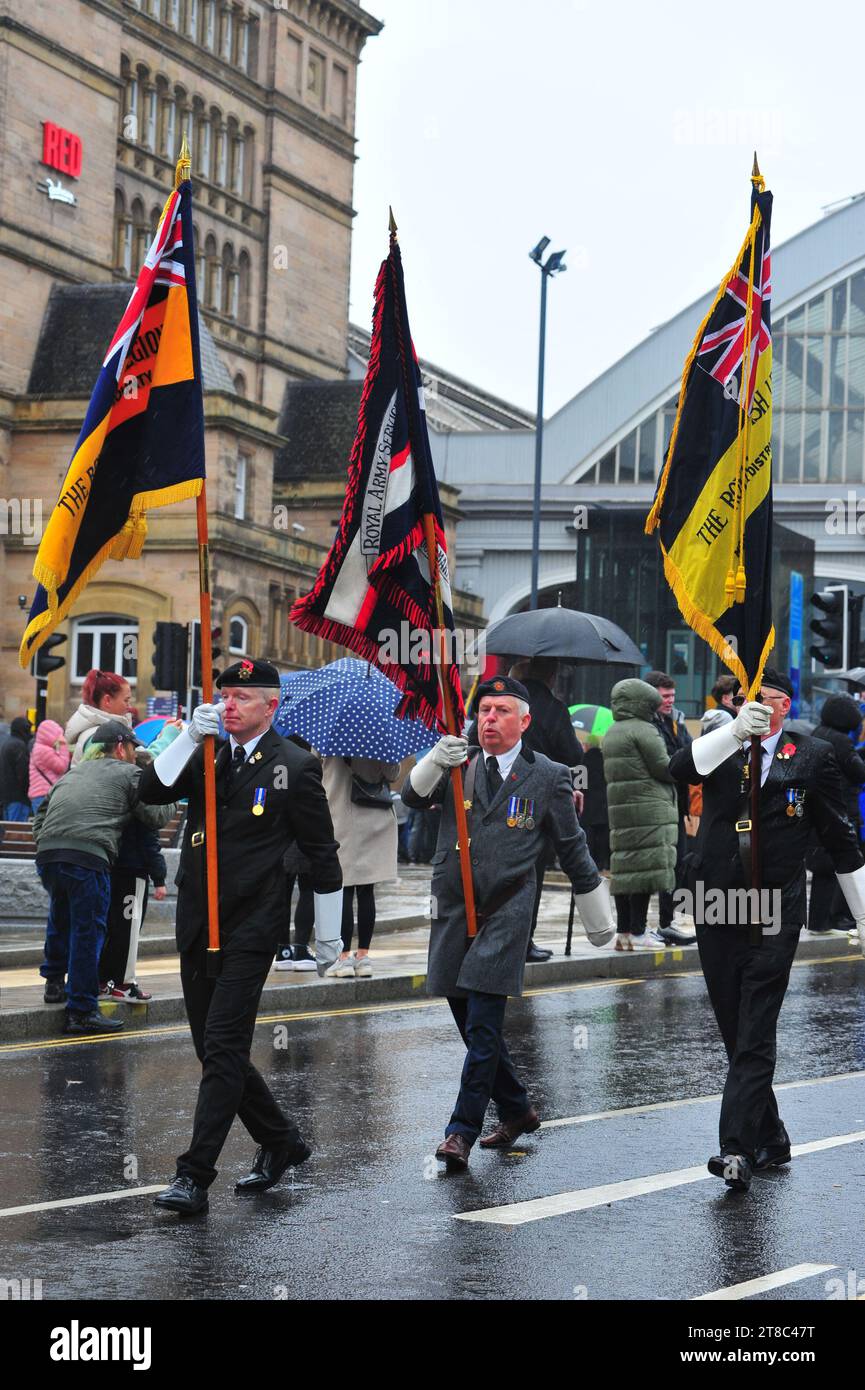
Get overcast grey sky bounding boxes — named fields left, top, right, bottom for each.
left=349, top=0, right=865, bottom=417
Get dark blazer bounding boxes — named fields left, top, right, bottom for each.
left=670, top=730, right=863, bottom=924
left=403, top=745, right=599, bottom=997
left=138, top=726, right=342, bottom=952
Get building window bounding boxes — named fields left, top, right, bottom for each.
left=223, top=244, right=238, bottom=318
left=162, top=96, right=177, bottom=158
left=186, top=0, right=199, bottom=40
left=220, top=6, right=233, bottom=62
left=238, top=250, right=251, bottom=324
left=131, top=198, right=148, bottom=269
left=205, top=234, right=220, bottom=308
left=124, top=73, right=140, bottom=143
left=204, top=0, right=216, bottom=50
left=73, top=618, right=138, bottom=685
left=307, top=50, right=325, bottom=106
left=167, top=0, right=181, bottom=26
left=216, top=123, right=228, bottom=186
left=234, top=455, right=248, bottom=519
left=144, top=86, right=158, bottom=150
left=228, top=615, right=249, bottom=654
left=234, top=371, right=247, bottom=397
left=238, top=18, right=249, bottom=71
left=230, top=134, right=245, bottom=196
left=193, top=222, right=206, bottom=294
left=115, top=191, right=132, bottom=274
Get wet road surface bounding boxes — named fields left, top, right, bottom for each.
left=1, top=953, right=864, bottom=1301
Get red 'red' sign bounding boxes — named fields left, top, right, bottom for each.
left=42, top=122, right=83, bottom=179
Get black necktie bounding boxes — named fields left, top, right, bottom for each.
left=230, top=745, right=246, bottom=779
left=486, top=755, right=502, bottom=795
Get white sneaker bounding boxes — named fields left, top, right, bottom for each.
left=325, top=955, right=356, bottom=978
left=354, top=955, right=373, bottom=977
left=613, top=933, right=633, bottom=952
left=634, top=931, right=667, bottom=950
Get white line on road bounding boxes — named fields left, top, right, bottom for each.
left=454, top=1129, right=865, bottom=1226
left=693, top=1263, right=836, bottom=1300
left=541, top=1068, right=865, bottom=1129
left=0, top=1186, right=166, bottom=1219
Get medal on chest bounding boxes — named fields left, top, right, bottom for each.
left=252, top=787, right=266, bottom=817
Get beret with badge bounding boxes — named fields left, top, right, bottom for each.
left=215, top=658, right=281, bottom=689
left=475, top=675, right=531, bottom=705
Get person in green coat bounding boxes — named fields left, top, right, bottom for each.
left=602, top=678, right=678, bottom=950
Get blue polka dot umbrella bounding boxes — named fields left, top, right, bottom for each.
left=275, top=657, right=437, bottom=760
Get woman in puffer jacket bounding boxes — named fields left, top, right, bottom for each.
left=28, top=720, right=70, bottom=813
left=65, top=669, right=134, bottom=765
left=602, top=678, right=678, bottom=950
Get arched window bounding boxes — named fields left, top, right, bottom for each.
left=115, top=190, right=132, bottom=275
left=166, top=0, right=181, bottom=26
left=215, top=118, right=228, bottom=187
left=162, top=88, right=177, bottom=159
left=228, top=615, right=249, bottom=655
left=230, top=132, right=245, bottom=197
left=131, top=198, right=148, bottom=270
left=204, top=0, right=216, bottom=50
left=205, top=233, right=221, bottom=309
left=142, top=75, right=158, bottom=151
left=186, top=0, right=200, bottom=42
left=223, top=243, right=238, bottom=318
left=193, top=222, right=206, bottom=294
left=123, top=60, right=139, bottom=143
left=220, top=5, right=234, bottom=62
left=150, top=205, right=162, bottom=239
left=238, top=250, right=251, bottom=325
left=234, top=371, right=247, bottom=398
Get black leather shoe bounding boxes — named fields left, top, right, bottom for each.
left=234, top=1139, right=312, bottom=1194
left=707, top=1152, right=753, bottom=1191
left=63, top=1010, right=124, bottom=1035
left=154, top=1175, right=209, bottom=1214
left=754, top=1139, right=792, bottom=1170
left=44, top=980, right=66, bottom=1004
left=526, top=942, right=553, bottom=963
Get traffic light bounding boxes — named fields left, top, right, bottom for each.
left=809, top=586, right=848, bottom=671
left=34, top=632, right=67, bottom=678
left=191, top=621, right=222, bottom=688
left=152, top=621, right=188, bottom=692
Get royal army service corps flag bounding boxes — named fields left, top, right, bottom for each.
left=290, top=221, right=464, bottom=733
left=645, top=163, right=774, bottom=697
left=19, top=145, right=205, bottom=668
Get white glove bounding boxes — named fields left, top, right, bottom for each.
left=314, top=889, right=344, bottom=976
left=409, top=736, right=468, bottom=797
left=835, top=866, right=865, bottom=958
left=189, top=701, right=225, bottom=744
left=574, top=879, right=615, bottom=948
left=691, top=703, right=769, bottom=778
left=731, top=701, right=772, bottom=742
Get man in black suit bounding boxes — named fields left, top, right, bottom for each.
left=670, top=667, right=865, bottom=1193
left=138, top=659, right=343, bottom=1214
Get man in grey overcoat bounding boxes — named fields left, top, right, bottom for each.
left=402, top=675, right=614, bottom=1170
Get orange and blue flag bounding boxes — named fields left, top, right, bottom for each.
left=19, top=156, right=205, bottom=667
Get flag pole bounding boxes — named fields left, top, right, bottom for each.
left=177, top=133, right=221, bottom=976
left=388, top=209, right=478, bottom=939
left=747, top=152, right=764, bottom=949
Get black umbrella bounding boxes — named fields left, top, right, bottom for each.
left=483, top=608, right=644, bottom=665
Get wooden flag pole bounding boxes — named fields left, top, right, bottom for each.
left=422, top=513, right=478, bottom=939
left=196, top=483, right=221, bottom=975
left=749, top=732, right=762, bottom=948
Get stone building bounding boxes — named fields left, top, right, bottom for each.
left=0, top=0, right=385, bottom=721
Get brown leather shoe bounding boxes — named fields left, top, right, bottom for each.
left=479, top=1106, right=541, bottom=1149
left=435, top=1133, right=471, bottom=1170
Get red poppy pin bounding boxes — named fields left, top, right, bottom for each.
left=239, top=659, right=254, bottom=680
left=778, top=741, right=796, bottom=760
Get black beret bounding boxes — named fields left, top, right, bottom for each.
left=216, top=658, right=281, bottom=689
left=475, top=675, right=531, bottom=705
left=759, top=666, right=794, bottom=699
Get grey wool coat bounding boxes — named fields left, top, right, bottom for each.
left=402, top=745, right=600, bottom=998
left=602, top=678, right=678, bottom=895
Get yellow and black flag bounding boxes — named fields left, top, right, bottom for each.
left=646, top=163, right=774, bottom=697
left=19, top=142, right=205, bottom=668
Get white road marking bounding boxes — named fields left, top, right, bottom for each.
left=693, top=1263, right=836, bottom=1300
left=454, top=1129, right=865, bottom=1226
left=541, top=1068, right=865, bottom=1129
left=0, top=1186, right=166, bottom=1219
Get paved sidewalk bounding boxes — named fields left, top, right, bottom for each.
left=1, top=865, right=859, bottom=1042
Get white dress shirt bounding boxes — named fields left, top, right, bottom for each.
left=483, top=739, right=522, bottom=782
left=228, top=730, right=267, bottom=763
left=755, top=728, right=783, bottom=786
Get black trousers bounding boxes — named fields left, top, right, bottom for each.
left=100, top=870, right=148, bottom=985
left=807, top=871, right=854, bottom=932
left=177, top=933, right=298, bottom=1187
left=659, top=818, right=687, bottom=927
left=614, top=892, right=650, bottom=935
left=445, top=992, right=530, bottom=1143
left=278, top=872, right=314, bottom=951
left=341, top=883, right=376, bottom=952
left=696, top=922, right=800, bottom=1160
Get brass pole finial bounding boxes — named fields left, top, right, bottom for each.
left=389, top=206, right=398, bottom=243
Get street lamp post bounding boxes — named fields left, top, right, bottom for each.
left=529, top=237, right=567, bottom=610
